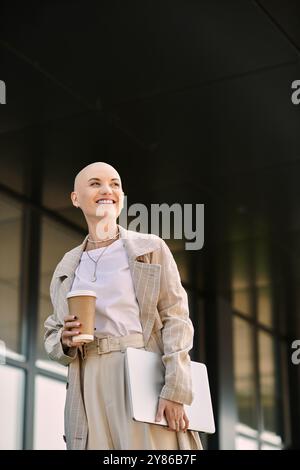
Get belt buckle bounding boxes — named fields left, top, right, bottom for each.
left=97, top=336, right=110, bottom=355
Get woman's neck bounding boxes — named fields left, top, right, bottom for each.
left=85, top=221, right=119, bottom=251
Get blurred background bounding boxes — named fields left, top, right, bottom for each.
left=1, top=0, right=300, bottom=450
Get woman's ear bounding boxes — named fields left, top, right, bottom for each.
left=70, top=191, right=80, bottom=208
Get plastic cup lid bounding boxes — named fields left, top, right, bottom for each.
left=66, top=290, right=97, bottom=299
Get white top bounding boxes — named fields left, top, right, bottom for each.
left=70, top=238, right=143, bottom=337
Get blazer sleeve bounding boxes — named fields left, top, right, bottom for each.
left=44, top=265, right=78, bottom=367
left=157, top=239, right=194, bottom=406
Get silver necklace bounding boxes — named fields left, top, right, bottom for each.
left=84, top=230, right=120, bottom=282
left=87, top=229, right=120, bottom=244
left=85, top=245, right=111, bottom=282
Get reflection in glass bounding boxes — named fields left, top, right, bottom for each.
left=254, top=239, right=270, bottom=287
left=260, top=430, right=282, bottom=449
left=33, top=375, right=66, bottom=449
left=258, top=331, right=278, bottom=435
left=279, top=341, right=290, bottom=446
left=0, top=365, right=24, bottom=449
left=278, top=287, right=287, bottom=336
left=235, top=422, right=259, bottom=450
left=255, top=240, right=273, bottom=327
left=235, top=434, right=259, bottom=450
left=37, top=217, right=83, bottom=365
left=233, top=317, right=257, bottom=429
left=231, top=242, right=252, bottom=316
left=257, top=286, right=272, bottom=327
left=0, top=195, right=22, bottom=353
left=260, top=443, right=281, bottom=450
left=232, top=289, right=251, bottom=316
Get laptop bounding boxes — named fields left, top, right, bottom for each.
left=125, top=347, right=215, bottom=433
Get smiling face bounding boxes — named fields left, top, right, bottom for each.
left=71, top=162, right=124, bottom=221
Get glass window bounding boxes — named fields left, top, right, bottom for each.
left=33, top=375, right=66, bottom=450
left=231, top=242, right=252, bottom=316
left=0, top=195, right=22, bottom=354
left=278, top=286, right=287, bottom=336
left=280, top=341, right=291, bottom=446
left=37, top=217, right=83, bottom=366
left=185, top=292, right=205, bottom=362
left=173, top=250, right=189, bottom=284
left=258, top=331, right=278, bottom=435
left=260, top=443, right=281, bottom=450
left=257, top=285, right=273, bottom=327
left=232, top=289, right=252, bottom=316
left=235, top=434, right=259, bottom=450
left=0, top=365, right=24, bottom=449
left=233, top=317, right=257, bottom=429
left=0, top=139, right=25, bottom=193
left=260, top=430, right=282, bottom=449
left=255, top=239, right=273, bottom=327
left=41, top=126, right=99, bottom=230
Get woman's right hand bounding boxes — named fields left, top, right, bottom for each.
left=61, top=315, right=84, bottom=348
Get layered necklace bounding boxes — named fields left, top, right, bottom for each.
left=85, top=227, right=120, bottom=282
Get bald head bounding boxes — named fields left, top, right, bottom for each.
left=71, top=161, right=124, bottom=217
left=74, top=162, right=121, bottom=192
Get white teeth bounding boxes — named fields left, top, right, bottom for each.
left=96, top=200, right=114, bottom=204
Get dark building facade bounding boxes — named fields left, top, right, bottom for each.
left=1, top=0, right=300, bottom=450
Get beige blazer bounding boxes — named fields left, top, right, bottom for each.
left=44, top=224, right=202, bottom=450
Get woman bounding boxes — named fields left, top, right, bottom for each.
left=44, top=161, right=202, bottom=450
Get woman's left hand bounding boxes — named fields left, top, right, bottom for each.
left=155, top=397, right=189, bottom=432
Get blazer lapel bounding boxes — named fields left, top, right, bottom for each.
left=53, top=234, right=89, bottom=323
left=118, top=225, right=162, bottom=345
left=54, top=234, right=88, bottom=280
left=55, top=225, right=162, bottom=344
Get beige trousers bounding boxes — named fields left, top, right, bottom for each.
left=82, top=336, right=179, bottom=450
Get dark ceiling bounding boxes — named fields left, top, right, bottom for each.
left=1, top=0, right=300, bottom=301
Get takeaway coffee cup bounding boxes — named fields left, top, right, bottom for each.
left=66, top=290, right=97, bottom=343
